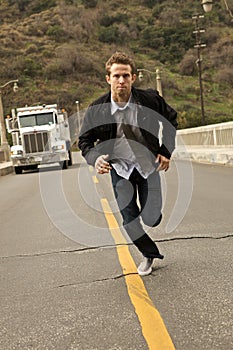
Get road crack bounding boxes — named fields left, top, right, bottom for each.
left=0, top=233, right=232, bottom=260
left=56, top=272, right=137, bottom=289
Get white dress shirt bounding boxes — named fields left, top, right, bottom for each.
left=110, top=95, right=155, bottom=180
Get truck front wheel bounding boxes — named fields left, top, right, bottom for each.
left=60, top=160, right=68, bottom=170
left=68, top=150, right=72, bottom=166
left=15, top=166, right=23, bottom=175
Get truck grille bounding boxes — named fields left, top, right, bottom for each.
left=23, top=132, right=49, bottom=154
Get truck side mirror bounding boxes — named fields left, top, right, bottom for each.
left=5, top=118, right=13, bottom=132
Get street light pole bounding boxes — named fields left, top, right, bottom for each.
left=201, top=0, right=233, bottom=19
left=137, top=68, right=163, bottom=97
left=155, top=69, right=163, bottom=97
left=192, top=15, right=206, bottom=125
left=194, top=0, right=232, bottom=125
left=201, top=0, right=213, bottom=12
left=0, top=79, right=19, bottom=161
left=75, top=100, right=81, bottom=132
left=0, top=92, right=8, bottom=146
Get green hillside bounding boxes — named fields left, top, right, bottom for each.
left=0, top=0, right=233, bottom=129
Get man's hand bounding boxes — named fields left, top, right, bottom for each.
left=95, top=154, right=112, bottom=174
left=155, top=154, right=170, bottom=172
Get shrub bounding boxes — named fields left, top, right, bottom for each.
left=8, top=0, right=30, bottom=12
left=46, top=25, right=67, bottom=42
left=81, top=0, right=98, bottom=8
left=99, top=26, right=119, bottom=43
left=25, top=43, right=38, bottom=54
left=177, top=107, right=203, bottom=128
left=23, top=58, right=42, bottom=77
left=142, top=0, right=160, bottom=8
left=99, top=15, right=116, bottom=27
left=215, top=67, right=233, bottom=86
left=44, top=61, right=59, bottom=79
left=139, top=24, right=192, bottom=64
left=179, top=54, right=196, bottom=76
left=30, top=0, right=57, bottom=13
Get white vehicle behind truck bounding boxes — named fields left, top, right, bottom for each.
left=6, top=104, right=72, bottom=174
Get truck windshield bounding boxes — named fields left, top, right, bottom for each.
left=19, top=113, right=54, bottom=127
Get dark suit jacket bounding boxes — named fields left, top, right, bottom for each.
left=78, top=87, right=178, bottom=166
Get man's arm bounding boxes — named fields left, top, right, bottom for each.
left=155, top=154, right=170, bottom=172
left=95, top=154, right=112, bottom=174
left=157, top=94, right=178, bottom=160
left=78, top=108, right=102, bottom=166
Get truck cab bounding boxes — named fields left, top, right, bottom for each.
left=6, top=104, right=72, bottom=174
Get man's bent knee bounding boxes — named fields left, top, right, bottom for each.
left=142, top=213, right=162, bottom=227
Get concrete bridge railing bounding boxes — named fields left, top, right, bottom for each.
left=176, top=121, right=233, bottom=147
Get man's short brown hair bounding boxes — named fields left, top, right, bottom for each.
left=105, top=52, right=136, bottom=76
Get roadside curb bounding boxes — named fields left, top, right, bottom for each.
left=0, top=162, right=13, bottom=176
left=173, top=147, right=233, bottom=166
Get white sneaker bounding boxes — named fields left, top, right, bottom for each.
left=137, top=257, right=154, bottom=276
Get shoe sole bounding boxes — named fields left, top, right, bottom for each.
left=137, top=266, right=152, bottom=276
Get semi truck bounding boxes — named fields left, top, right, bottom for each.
left=6, top=104, right=72, bottom=174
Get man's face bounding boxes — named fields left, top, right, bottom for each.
left=106, top=63, right=136, bottom=103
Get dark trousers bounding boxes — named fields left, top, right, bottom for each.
left=110, top=167, right=164, bottom=259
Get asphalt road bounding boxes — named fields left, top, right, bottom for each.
left=0, top=153, right=232, bottom=350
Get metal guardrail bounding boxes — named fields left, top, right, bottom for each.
left=176, top=121, right=233, bottom=146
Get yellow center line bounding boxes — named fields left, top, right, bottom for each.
left=101, top=197, right=176, bottom=350
left=92, top=175, right=99, bottom=184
